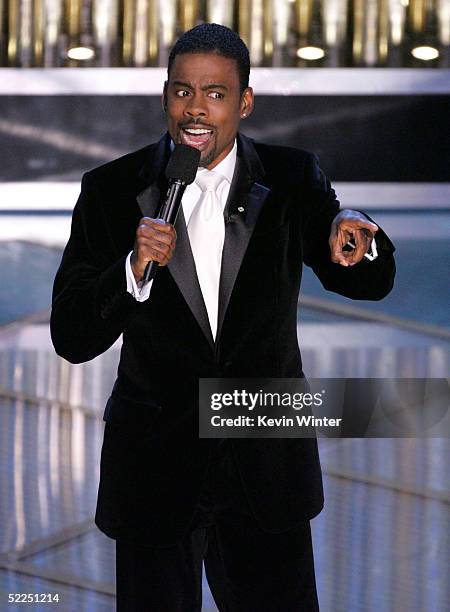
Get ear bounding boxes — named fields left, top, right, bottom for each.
left=240, top=87, right=254, bottom=119
left=162, top=81, right=168, bottom=112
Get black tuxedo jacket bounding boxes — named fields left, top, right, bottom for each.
left=51, top=133, right=395, bottom=546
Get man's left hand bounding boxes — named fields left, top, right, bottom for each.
left=329, top=210, right=378, bottom=267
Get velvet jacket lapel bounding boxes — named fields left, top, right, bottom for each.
left=217, top=134, right=271, bottom=341
left=134, top=132, right=271, bottom=348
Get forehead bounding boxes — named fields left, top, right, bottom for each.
left=168, top=52, right=240, bottom=88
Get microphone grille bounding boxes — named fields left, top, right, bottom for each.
left=165, top=144, right=201, bottom=184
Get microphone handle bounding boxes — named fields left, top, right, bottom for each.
left=142, top=259, right=159, bottom=284
left=142, top=180, right=186, bottom=283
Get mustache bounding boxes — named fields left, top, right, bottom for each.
left=178, top=120, right=216, bottom=130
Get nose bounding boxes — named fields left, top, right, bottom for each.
left=184, top=92, right=207, bottom=119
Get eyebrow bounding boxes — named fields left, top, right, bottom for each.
left=172, top=80, right=228, bottom=91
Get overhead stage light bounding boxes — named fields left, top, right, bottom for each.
left=296, top=46, right=325, bottom=61
left=67, top=46, right=95, bottom=61
left=411, top=46, right=439, bottom=61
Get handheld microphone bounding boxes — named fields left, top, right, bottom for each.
left=143, top=144, right=201, bottom=283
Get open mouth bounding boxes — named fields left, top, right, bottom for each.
left=180, top=127, right=214, bottom=149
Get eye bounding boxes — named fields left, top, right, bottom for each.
left=208, top=92, right=224, bottom=99
left=175, top=90, right=190, bottom=97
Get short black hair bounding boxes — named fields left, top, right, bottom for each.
left=168, top=23, right=250, bottom=94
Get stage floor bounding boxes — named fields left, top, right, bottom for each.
left=0, top=320, right=448, bottom=611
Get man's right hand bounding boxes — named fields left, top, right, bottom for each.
left=131, top=217, right=177, bottom=282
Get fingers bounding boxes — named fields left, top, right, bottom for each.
left=329, top=210, right=378, bottom=267
left=329, top=225, right=351, bottom=267
left=139, top=217, right=175, bottom=233
left=135, top=238, right=173, bottom=265
left=339, top=219, right=378, bottom=235
left=137, top=217, right=176, bottom=243
left=332, top=210, right=378, bottom=235
left=137, top=219, right=176, bottom=261
left=132, top=218, right=177, bottom=278
left=363, top=221, right=378, bottom=233
left=330, top=228, right=374, bottom=266
left=346, top=228, right=372, bottom=265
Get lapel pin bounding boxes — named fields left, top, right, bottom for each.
left=238, top=206, right=245, bottom=213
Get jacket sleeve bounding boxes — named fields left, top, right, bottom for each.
left=50, top=172, right=139, bottom=363
left=301, top=154, right=396, bottom=301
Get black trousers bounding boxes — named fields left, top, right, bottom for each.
left=116, top=440, right=319, bottom=611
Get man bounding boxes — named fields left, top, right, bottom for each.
left=51, top=23, right=395, bottom=611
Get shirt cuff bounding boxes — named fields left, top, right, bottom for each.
left=125, top=252, right=153, bottom=301
left=364, top=237, right=378, bottom=262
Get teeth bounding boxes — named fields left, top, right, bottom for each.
left=184, top=128, right=211, bottom=135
